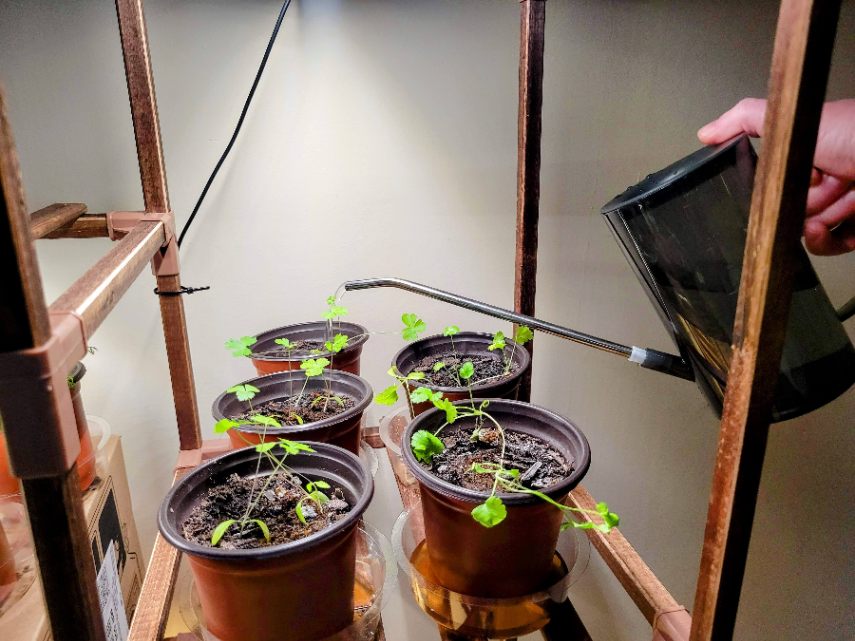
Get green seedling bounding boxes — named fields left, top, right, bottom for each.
left=227, top=384, right=260, bottom=403
left=375, top=366, right=427, bottom=416
left=405, top=357, right=619, bottom=534
left=226, top=336, right=257, bottom=357
left=488, top=331, right=506, bottom=352
left=433, top=362, right=446, bottom=372
left=324, top=295, right=349, bottom=321
left=401, top=313, right=427, bottom=341
left=209, top=431, right=332, bottom=547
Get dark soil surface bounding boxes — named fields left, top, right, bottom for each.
left=234, top=391, right=355, bottom=426
left=183, top=471, right=351, bottom=549
left=423, top=420, right=572, bottom=492
left=410, top=353, right=518, bottom=388
left=252, top=339, right=327, bottom=359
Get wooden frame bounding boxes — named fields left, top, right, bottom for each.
left=0, top=0, right=842, bottom=639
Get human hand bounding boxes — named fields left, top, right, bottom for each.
left=698, top=98, right=855, bottom=256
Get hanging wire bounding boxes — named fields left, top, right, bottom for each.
left=177, top=0, right=292, bottom=248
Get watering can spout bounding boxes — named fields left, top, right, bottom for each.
left=342, top=277, right=695, bottom=382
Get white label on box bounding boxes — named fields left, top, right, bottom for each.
left=97, top=541, right=129, bottom=641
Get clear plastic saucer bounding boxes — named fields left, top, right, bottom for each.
left=392, top=509, right=590, bottom=638
left=177, top=523, right=396, bottom=641
left=358, top=441, right=379, bottom=478
left=378, top=408, right=415, bottom=486
left=0, top=495, right=36, bottom=615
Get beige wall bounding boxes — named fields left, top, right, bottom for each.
left=1, top=1, right=852, bottom=640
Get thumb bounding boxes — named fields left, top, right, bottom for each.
left=698, top=98, right=767, bottom=145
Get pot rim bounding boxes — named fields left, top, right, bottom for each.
left=158, top=442, right=373, bottom=561
left=401, top=398, right=591, bottom=505
left=393, top=332, right=531, bottom=394
left=211, top=369, right=373, bottom=436
left=250, top=321, right=369, bottom=362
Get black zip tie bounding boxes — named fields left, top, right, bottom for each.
left=153, top=285, right=211, bottom=297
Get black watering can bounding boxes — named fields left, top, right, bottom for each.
left=344, top=136, right=854, bottom=421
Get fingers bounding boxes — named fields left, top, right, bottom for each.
left=806, top=173, right=850, bottom=215
left=804, top=188, right=855, bottom=255
left=698, top=98, right=767, bottom=145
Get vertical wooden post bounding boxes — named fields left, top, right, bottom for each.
left=690, top=2, right=841, bottom=640
left=115, top=0, right=202, bottom=450
left=514, top=0, right=546, bottom=402
left=0, top=91, right=106, bottom=641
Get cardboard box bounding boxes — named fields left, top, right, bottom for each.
left=0, top=435, right=145, bottom=640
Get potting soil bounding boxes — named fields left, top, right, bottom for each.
left=410, top=353, right=518, bottom=388
left=425, top=421, right=571, bottom=492
left=183, top=472, right=352, bottom=549
left=234, top=391, right=355, bottom=426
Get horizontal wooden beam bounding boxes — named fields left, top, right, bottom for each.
left=49, top=220, right=165, bottom=337
left=43, top=213, right=109, bottom=239
left=30, top=202, right=87, bottom=239
left=568, top=485, right=682, bottom=625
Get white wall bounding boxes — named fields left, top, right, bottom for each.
left=1, top=2, right=852, bottom=640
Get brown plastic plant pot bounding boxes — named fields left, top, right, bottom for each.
left=212, top=370, right=373, bottom=455
left=249, top=321, right=369, bottom=376
left=0, top=362, right=95, bottom=495
left=158, top=442, right=373, bottom=641
left=401, top=399, right=591, bottom=598
left=393, top=332, right=532, bottom=416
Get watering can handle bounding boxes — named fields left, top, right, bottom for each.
left=342, top=277, right=695, bottom=382
left=837, top=295, right=855, bottom=322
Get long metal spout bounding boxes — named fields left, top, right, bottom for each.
left=342, top=277, right=695, bottom=381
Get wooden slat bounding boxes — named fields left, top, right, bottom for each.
left=690, top=2, right=842, bottom=641
left=30, top=202, right=87, bottom=239
left=568, top=485, right=681, bottom=624
left=0, top=91, right=50, bottom=349
left=156, top=274, right=203, bottom=450
left=513, top=0, right=546, bottom=402
left=44, top=213, right=109, bottom=239
left=115, top=0, right=169, bottom=213
left=0, top=85, right=106, bottom=641
left=115, top=0, right=202, bottom=451
left=128, top=470, right=186, bottom=641
left=49, top=220, right=166, bottom=337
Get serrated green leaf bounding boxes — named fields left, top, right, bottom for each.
left=406, top=371, right=426, bottom=381
left=249, top=414, right=281, bottom=428
left=433, top=397, right=458, bottom=423
left=401, top=313, right=426, bottom=341
left=278, top=439, right=315, bottom=455
left=514, top=325, right=534, bottom=345
left=411, top=430, right=445, bottom=464
left=225, top=336, right=257, bottom=357
left=251, top=519, right=271, bottom=542
left=471, top=496, right=507, bottom=528
left=433, top=361, right=446, bottom=372
left=214, top=418, right=240, bottom=434
left=410, top=386, right=435, bottom=404
left=228, top=383, right=260, bottom=402
left=487, top=331, right=506, bottom=352
left=458, top=361, right=475, bottom=380
left=443, top=325, right=460, bottom=337
left=211, top=519, right=237, bottom=546
left=255, top=441, right=278, bottom=453
left=274, top=337, right=294, bottom=349
left=323, top=296, right=349, bottom=320
left=375, top=385, right=399, bottom=406
left=300, top=357, right=330, bottom=377
left=324, top=333, right=349, bottom=354
left=603, top=511, right=620, bottom=529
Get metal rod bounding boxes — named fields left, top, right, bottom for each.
left=342, top=277, right=694, bottom=381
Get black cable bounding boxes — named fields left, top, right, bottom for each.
left=177, top=0, right=292, bottom=248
